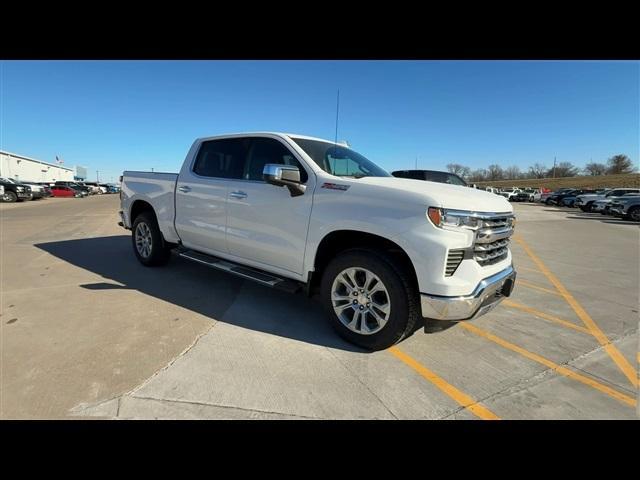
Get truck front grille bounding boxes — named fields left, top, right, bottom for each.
left=445, top=249, right=465, bottom=276
left=473, top=214, right=514, bottom=267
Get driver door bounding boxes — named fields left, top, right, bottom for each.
left=225, top=136, right=315, bottom=276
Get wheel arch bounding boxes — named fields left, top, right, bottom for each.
left=309, top=230, right=418, bottom=296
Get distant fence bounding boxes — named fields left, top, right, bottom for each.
left=475, top=173, right=639, bottom=190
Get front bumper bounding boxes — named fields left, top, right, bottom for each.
left=421, top=265, right=516, bottom=321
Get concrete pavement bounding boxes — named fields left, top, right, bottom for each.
left=1, top=195, right=637, bottom=419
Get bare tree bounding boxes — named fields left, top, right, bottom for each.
left=547, top=162, right=578, bottom=177
left=584, top=162, right=607, bottom=176
left=504, top=165, right=521, bottom=180
left=446, top=163, right=470, bottom=179
left=606, top=154, right=634, bottom=174
left=469, top=169, right=487, bottom=182
left=486, top=164, right=504, bottom=181
left=528, top=163, right=547, bottom=179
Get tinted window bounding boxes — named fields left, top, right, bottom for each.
left=292, top=138, right=390, bottom=178
left=244, top=138, right=308, bottom=183
left=423, top=171, right=466, bottom=186
left=193, top=138, right=248, bottom=179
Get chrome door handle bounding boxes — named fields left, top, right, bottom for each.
left=178, top=185, right=191, bottom=193
left=229, top=191, right=247, bottom=199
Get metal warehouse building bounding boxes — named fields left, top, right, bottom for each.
left=0, top=150, right=74, bottom=183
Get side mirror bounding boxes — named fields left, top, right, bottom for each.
left=263, top=164, right=306, bottom=197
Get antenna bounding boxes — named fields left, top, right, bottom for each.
left=333, top=89, right=340, bottom=174
left=334, top=89, right=340, bottom=145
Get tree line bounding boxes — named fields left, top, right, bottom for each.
left=446, top=154, right=635, bottom=183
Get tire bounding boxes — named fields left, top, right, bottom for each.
left=320, top=249, right=420, bottom=351
left=585, top=202, right=594, bottom=212
left=2, top=191, right=18, bottom=203
left=627, top=206, right=640, bottom=222
left=131, top=211, right=172, bottom=266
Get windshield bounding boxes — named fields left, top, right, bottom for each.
left=291, top=138, right=391, bottom=178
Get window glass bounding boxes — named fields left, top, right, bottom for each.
left=244, top=138, right=308, bottom=182
left=193, top=138, right=248, bottom=179
left=292, top=138, right=390, bottom=178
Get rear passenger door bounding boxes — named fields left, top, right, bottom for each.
left=175, top=137, right=250, bottom=256
left=224, top=136, right=315, bottom=276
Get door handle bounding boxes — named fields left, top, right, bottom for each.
left=229, top=190, right=247, bottom=199
left=178, top=185, right=191, bottom=193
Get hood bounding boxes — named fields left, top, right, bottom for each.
left=344, top=176, right=513, bottom=213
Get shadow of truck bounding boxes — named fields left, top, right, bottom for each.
left=35, top=235, right=371, bottom=352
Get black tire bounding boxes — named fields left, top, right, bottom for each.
left=626, top=206, right=640, bottom=222
left=2, top=191, right=18, bottom=203
left=320, top=249, right=420, bottom=351
left=585, top=202, right=594, bottom=212
left=131, top=211, right=172, bottom=266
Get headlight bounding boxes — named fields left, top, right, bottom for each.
left=16, top=186, right=24, bottom=191
left=427, top=208, right=482, bottom=230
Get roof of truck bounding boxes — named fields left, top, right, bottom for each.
left=196, top=132, right=340, bottom=144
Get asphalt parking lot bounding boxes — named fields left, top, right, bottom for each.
left=1, top=195, right=638, bottom=419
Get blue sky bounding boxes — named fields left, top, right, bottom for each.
left=1, top=60, right=638, bottom=182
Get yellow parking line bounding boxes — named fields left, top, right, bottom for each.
left=460, top=323, right=636, bottom=408
left=514, top=235, right=638, bottom=388
left=388, top=346, right=500, bottom=420
left=516, top=279, right=563, bottom=297
left=502, top=299, right=591, bottom=334
left=515, top=265, right=543, bottom=274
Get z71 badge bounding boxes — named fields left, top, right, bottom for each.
left=321, top=183, right=350, bottom=191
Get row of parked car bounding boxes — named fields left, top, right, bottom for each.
left=543, top=187, right=640, bottom=221
left=0, top=177, right=120, bottom=203
left=480, top=185, right=640, bottom=221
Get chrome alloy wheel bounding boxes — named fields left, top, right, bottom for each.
left=331, top=267, right=391, bottom=335
left=135, top=222, right=153, bottom=259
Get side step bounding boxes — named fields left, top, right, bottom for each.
left=177, top=249, right=302, bottom=294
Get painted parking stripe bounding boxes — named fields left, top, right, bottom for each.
left=514, top=235, right=638, bottom=388
left=516, top=279, right=563, bottom=297
left=502, top=299, right=591, bottom=334
left=460, top=323, right=636, bottom=408
left=388, top=346, right=500, bottom=420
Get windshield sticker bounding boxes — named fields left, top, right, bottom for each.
left=321, top=183, right=350, bottom=191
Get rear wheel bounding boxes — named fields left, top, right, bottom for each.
left=132, top=211, right=171, bottom=266
left=320, top=249, right=420, bottom=351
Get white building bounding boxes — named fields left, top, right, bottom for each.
left=0, top=150, right=74, bottom=183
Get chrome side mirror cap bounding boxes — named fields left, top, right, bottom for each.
left=263, top=164, right=306, bottom=197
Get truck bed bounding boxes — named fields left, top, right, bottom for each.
left=121, top=170, right=180, bottom=242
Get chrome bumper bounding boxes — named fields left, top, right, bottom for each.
left=421, top=265, right=516, bottom=321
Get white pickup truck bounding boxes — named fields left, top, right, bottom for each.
left=119, top=132, right=516, bottom=350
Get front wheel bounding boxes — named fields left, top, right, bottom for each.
left=131, top=211, right=172, bottom=266
left=2, top=191, right=18, bottom=203
left=626, top=206, right=640, bottom=222
left=320, top=249, right=420, bottom=351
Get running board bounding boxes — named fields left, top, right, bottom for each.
left=177, top=249, right=302, bottom=294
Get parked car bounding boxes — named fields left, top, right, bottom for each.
left=498, top=187, right=522, bottom=201
left=15, top=180, right=49, bottom=200
left=0, top=177, right=33, bottom=202
left=609, top=196, right=640, bottom=221
left=575, top=188, right=640, bottom=212
left=484, top=186, right=501, bottom=195
left=551, top=189, right=597, bottom=207
left=105, top=184, right=120, bottom=194
left=512, top=189, right=537, bottom=202
left=120, top=132, right=516, bottom=350
left=592, top=193, right=639, bottom=215
left=50, top=185, right=81, bottom=198
left=391, top=169, right=468, bottom=186
left=533, top=188, right=553, bottom=203
left=55, top=181, right=91, bottom=196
